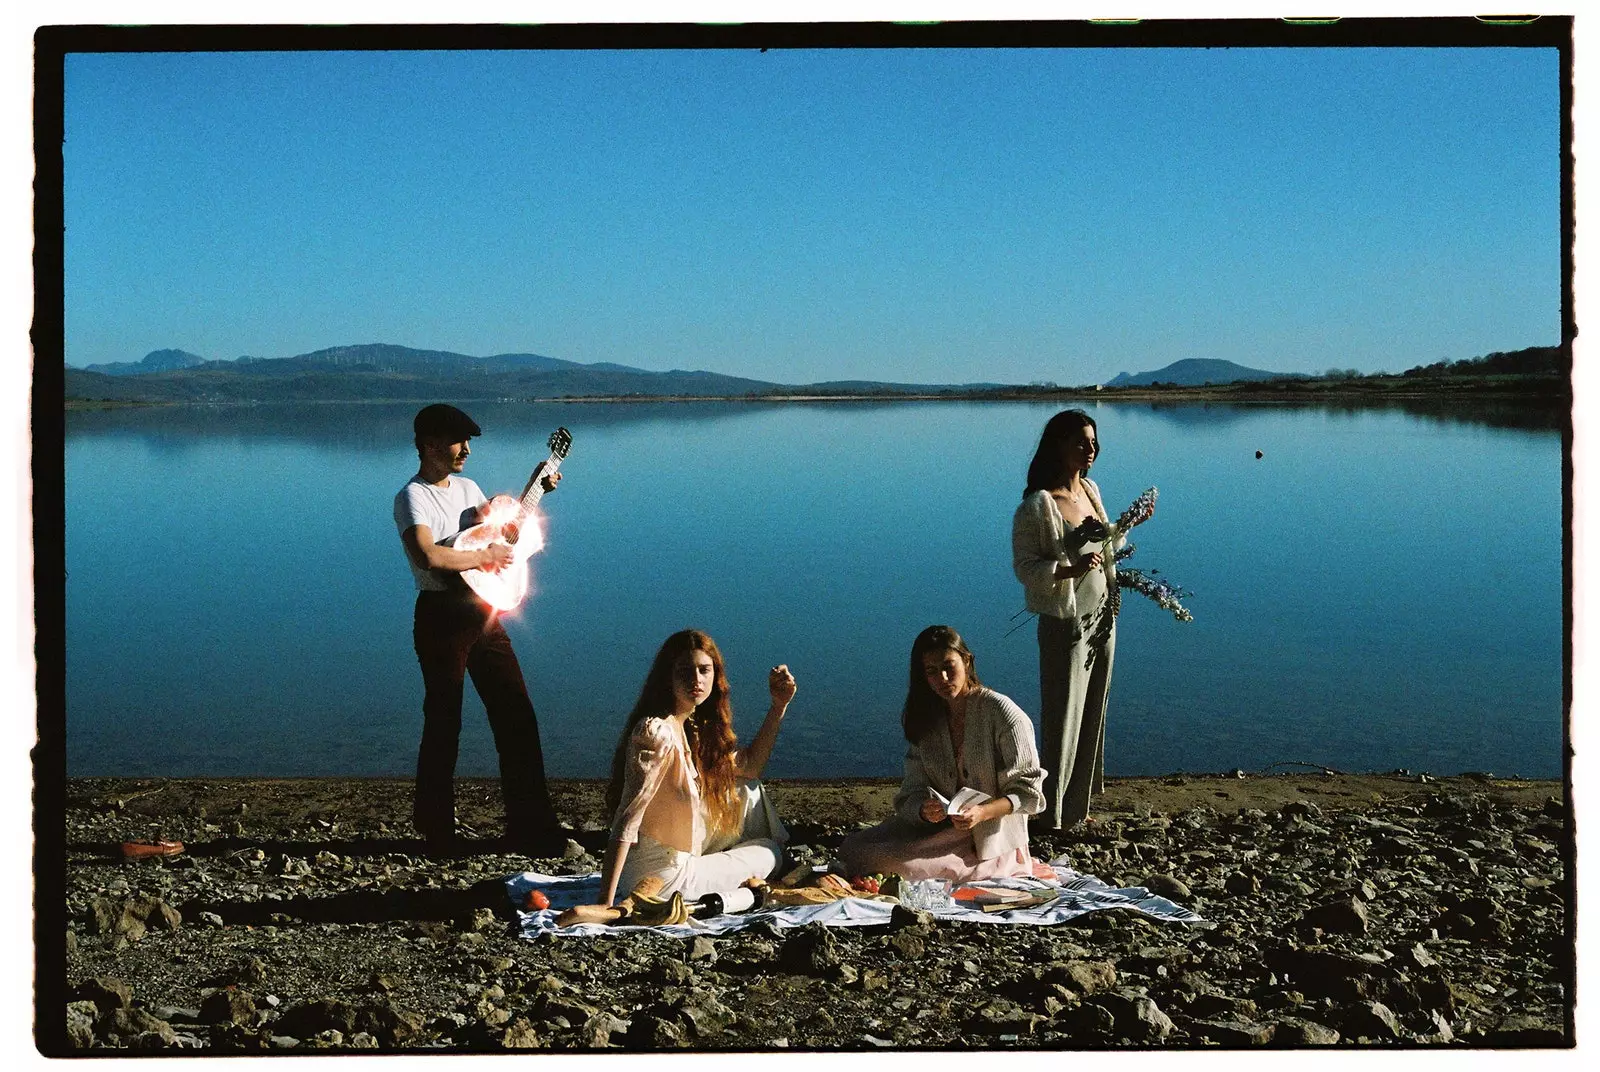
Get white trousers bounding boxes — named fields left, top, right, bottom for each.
left=619, top=780, right=788, bottom=899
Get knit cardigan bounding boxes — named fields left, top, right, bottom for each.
left=891, top=687, right=1046, bottom=862
left=1011, top=479, right=1120, bottom=621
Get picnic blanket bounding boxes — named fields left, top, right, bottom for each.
left=506, top=859, right=1202, bottom=938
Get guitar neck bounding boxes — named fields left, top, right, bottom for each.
left=512, top=452, right=562, bottom=524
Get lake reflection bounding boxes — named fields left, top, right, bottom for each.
left=63, top=399, right=1565, bottom=780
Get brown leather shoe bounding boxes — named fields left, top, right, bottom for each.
left=120, top=840, right=184, bottom=859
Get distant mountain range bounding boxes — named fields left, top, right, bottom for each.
left=1104, top=358, right=1305, bottom=388
left=84, top=348, right=208, bottom=376
left=62, top=343, right=984, bottom=403
left=63, top=343, right=1557, bottom=404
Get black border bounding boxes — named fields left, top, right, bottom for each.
left=34, top=16, right=1577, bottom=1055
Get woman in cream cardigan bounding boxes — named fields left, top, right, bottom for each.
left=1012, top=409, right=1135, bottom=831
left=839, top=625, right=1047, bottom=882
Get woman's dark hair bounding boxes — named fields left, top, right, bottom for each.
left=902, top=625, right=982, bottom=745
left=1024, top=409, right=1100, bottom=497
left=605, top=630, right=741, bottom=838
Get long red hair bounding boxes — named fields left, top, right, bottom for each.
left=605, top=630, right=741, bottom=840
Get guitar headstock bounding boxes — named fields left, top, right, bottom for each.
left=548, top=427, right=572, bottom=460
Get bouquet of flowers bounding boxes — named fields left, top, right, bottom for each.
left=1009, top=487, right=1194, bottom=659
left=1115, top=562, right=1194, bottom=622
left=1080, top=487, right=1192, bottom=668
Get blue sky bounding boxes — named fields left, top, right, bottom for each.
left=62, top=44, right=1560, bottom=384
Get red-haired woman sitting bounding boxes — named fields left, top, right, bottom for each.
left=594, top=630, right=796, bottom=911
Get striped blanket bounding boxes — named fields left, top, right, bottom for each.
left=506, top=859, right=1202, bottom=938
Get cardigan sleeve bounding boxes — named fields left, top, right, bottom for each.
left=1012, top=493, right=1064, bottom=591
left=608, top=718, right=676, bottom=844
left=892, top=742, right=938, bottom=824
left=987, top=692, right=1046, bottom=818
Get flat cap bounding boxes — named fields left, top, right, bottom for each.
left=413, top=403, right=482, bottom=441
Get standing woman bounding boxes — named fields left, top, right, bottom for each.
left=839, top=625, right=1046, bottom=882
left=1012, top=409, right=1134, bottom=831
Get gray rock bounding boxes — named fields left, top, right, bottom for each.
left=679, top=993, right=735, bottom=1038
left=1090, top=991, right=1174, bottom=1040
left=131, top=1027, right=180, bottom=1050
left=889, top=904, right=935, bottom=931
left=1142, top=874, right=1192, bottom=902
left=1406, top=942, right=1439, bottom=969
left=779, top=924, right=839, bottom=975
left=1190, top=1018, right=1276, bottom=1045
left=971, top=998, right=1043, bottom=1035
left=650, top=960, right=694, bottom=986
left=1483, top=1015, right=1566, bottom=1046
left=66, top=1002, right=97, bottom=1049
left=75, top=976, right=132, bottom=1014
left=1268, top=946, right=1390, bottom=1001
left=803, top=1007, right=836, bottom=1032
left=1303, top=897, right=1369, bottom=935
left=502, top=1017, right=540, bottom=1056
left=889, top=930, right=927, bottom=959
left=1046, top=960, right=1117, bottom=996
left=86, top=897, right=118, bottom=935
left=626, top=1011, right=690, bottom=1049
left=1342, top=1000, right=1403, bottom=1039
left=276, top=998, right=359, bottom=1038
left=1185, top=993, right=1258, bottom=1020
left=1058, top=1001, right=1116, bottom=1036
left=687, top=936, right=718, bottom=963
left=1272, top=1016, right=1341, bottom=1045
left=109, top=1007, right=171, bottom=1038
left=1422, top=1009, right=1456, bottom=1043
left=1224, top=871, right=1260, bottom=896
left=581, top=1011, right=627, bottom=1047
left=199, top=988, right=257, bottom=1026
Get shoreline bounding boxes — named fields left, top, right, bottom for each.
left=51, top=771, right=1570, bottom=1052
left=65, top=381, right=1568, bottom=410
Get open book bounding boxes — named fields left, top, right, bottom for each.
left=930, top=786, right=993, bottom=816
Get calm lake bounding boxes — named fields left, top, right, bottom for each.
left=63, top=399, right=1566, bottom=781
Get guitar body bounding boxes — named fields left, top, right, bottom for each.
left=443, top=428, right=571, bottom=614
left=452, top=500, right=535, bottom=612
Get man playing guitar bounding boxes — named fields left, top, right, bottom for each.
left=394, top=403, right=565, bottom=855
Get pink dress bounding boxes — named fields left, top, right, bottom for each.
left=840, top=689, right=1049, bottom=883
left=841, top=818, right=1036, bottom=883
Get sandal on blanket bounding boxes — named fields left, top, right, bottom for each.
left=626, top=890, right=688, bottom=926
left=556, top=874, right=677, bottom=928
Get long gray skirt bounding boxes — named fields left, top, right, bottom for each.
left=1037, top=612, right=1115, bottom=828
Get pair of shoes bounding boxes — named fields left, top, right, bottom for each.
left=423, top=833, right=462, bottom=857
left=501, top=827, right=570, bottom=858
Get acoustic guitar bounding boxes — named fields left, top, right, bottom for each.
left=443, top=427, right=571, bottom=612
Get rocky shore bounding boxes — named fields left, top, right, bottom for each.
left=48, top=772, right=1571, bottom=1053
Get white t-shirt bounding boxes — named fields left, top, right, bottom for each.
left=394, top=475, right=487, bottom=591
